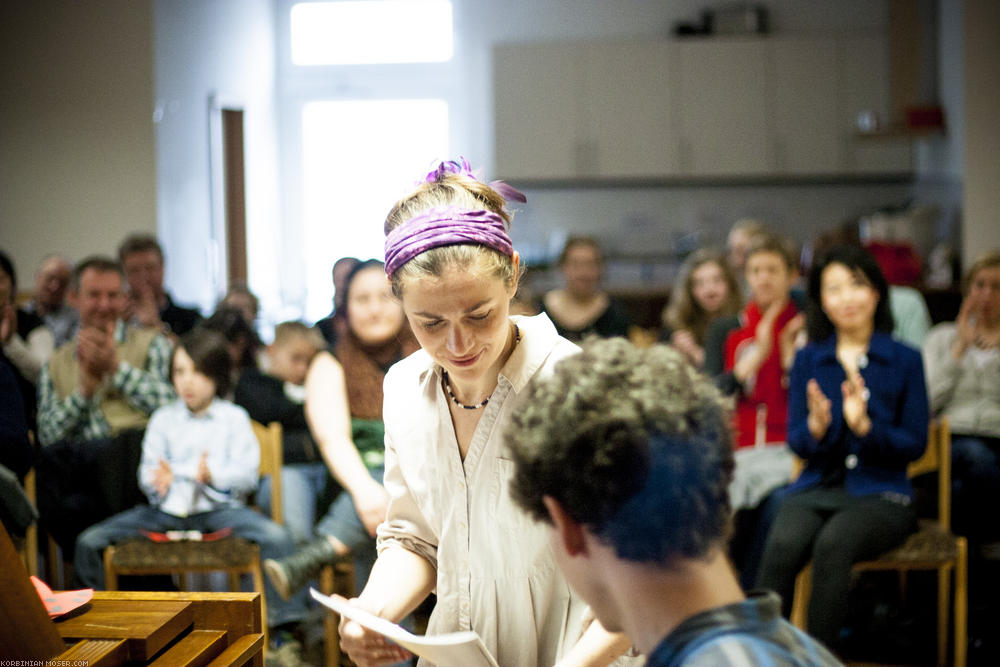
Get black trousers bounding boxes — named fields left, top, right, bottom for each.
left=757, top=486, right=916, bottom=651
left=35, top=429, right=146, bottom=558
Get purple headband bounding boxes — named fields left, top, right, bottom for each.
left=384, top=206, right=513, bottom=276
left=423, top=157, right=527, bottom=204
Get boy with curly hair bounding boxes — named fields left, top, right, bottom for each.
left=505, top=338, right=840, bottom=666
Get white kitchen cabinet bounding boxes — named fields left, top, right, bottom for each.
left=581, top=41, right=676, bottom=178
left=494, top=42, right=582, bottom=180
left=766, top=38, right=841, bottom=175
left=672, top=38, right=769, bottom=176
left=493, top=35, right=911, bottom=181
left=494, top=41, right=675, bottom=180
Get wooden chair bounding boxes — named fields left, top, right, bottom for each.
left=319, top=557, right=357, bottom=667
left=21, top=467, right=39, bottom=577
left=103, top=420, right=285, bottom=639
left=789, top=418, right=968, bottom=667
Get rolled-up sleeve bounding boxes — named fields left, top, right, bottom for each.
left=377, top=426, right=438, bottom=571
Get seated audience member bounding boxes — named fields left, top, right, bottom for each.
left=0, top=349, right=36, bottom=539
left=221, top=283, right=260, bottom=333
left=812, top=222, right=931, bottom=348
left=1, top=250, right=55, bottom=425
left=541, top=236, right=631, bottom=342
left=74, top=330, right=307, bottom=642
left=23, top=254, right=78, bottom=347
left=0, top=351, right=32, bottom=478
left=661, top=248, right=742, bottom=369
left=758, top=245, right=928, bottom=654
left=316, top=256, right=360, bottom=348
left=923, top=249, right=1000, bottom=543
left=35, top=256, right=174, bottom=554
left=202, top=305, right=262, bottom=390
left=703, top=233, right=805, bottom=588
left=727, top=218, right=768, bottom=298
left=118, top=233, right=202, bottom=337
left=709, top=233, right=805, bottom=447
left=235, top=321, right=326, bottom=544
left=505, top=338, right=842, bottom=666
left=265, top=259, right=419, bottom=599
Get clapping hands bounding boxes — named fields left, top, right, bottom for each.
left=153, top=457, right=173, bottom=496
left=806, top=379, right=832, bottom=441
left=196, top=451, right=212, bottom=485
left=76, top=322, right=119, bottom=397
left=841, top=370, right=872, bottom=436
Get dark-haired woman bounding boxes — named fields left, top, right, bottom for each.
left=757, top=245, right=928, bottom=653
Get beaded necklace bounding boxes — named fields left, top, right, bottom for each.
left=442, top=325, right=520, bottom=410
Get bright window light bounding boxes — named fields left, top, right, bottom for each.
left=291, top=1, right=453, bottom=65
left=301, top=98, right=449, bottom=321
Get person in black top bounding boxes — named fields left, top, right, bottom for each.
left=118, top=233, right=201, bottom=337
left=1, top=249, right=53, bottom=427
left=234, top=321, right=326, bottom=544
left=541, top=236, right=630, bottom=342
left=315, top=256, right=360, bottom=348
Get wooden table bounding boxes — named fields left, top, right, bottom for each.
left=2, top=516, right=266, bottom=666
left=57, top=591, right=265, bottom=666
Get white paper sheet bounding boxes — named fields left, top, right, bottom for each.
left=310, top=588, right=499, bottom=667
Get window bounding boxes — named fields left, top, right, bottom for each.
left=301, top=99, right=449, bottom=320
left=291, top=0, right=453, bottom=65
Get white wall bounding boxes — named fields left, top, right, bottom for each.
left=0, top=1, right=156, bottom=281
left=153, top=0, right=281, bottom=314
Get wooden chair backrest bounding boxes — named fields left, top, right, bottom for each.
left=907, top=417, right=950, bottom=532
left=250, top=421, right=283, bottom=525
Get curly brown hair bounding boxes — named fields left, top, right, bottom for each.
left=505, top=338, right=734, bottom=564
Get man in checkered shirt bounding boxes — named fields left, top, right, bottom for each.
left=36, top=255, right=175, bottom=557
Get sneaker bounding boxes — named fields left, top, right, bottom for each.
left=267, top=630, right=308, bottom=667
left=264, top=558, right=293, bottom=601
left=264, top=537, right=338, bottom=601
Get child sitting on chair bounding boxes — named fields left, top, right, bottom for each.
left=235, top=321, right=326, bottom=544
left=73, top=329, right=306, bottom=632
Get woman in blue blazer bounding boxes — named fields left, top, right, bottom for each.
left=757, top=245, right=929, bottom=654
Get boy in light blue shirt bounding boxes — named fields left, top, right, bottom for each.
left=74, top=329, right=306, bottom=633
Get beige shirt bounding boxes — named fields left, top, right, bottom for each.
left=378, top=313, right=588, bottom=667
left=923, top=322, right=1000, bottom=437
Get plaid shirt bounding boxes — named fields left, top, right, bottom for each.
left=37, top=321, right=175, bottom=446
left=647, top=591, right=842, bottom=667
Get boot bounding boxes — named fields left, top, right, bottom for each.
left=264, top=537, right=338, bottom=600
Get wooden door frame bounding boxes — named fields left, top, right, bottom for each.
left=208, top=95, right=248, bottom=300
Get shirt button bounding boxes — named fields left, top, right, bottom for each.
left=857, top=353, right=869, bottom=369
left=845, top=454, right=858, bottom=469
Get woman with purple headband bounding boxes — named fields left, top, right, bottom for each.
left=335, top=160, right=636, bottom=667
